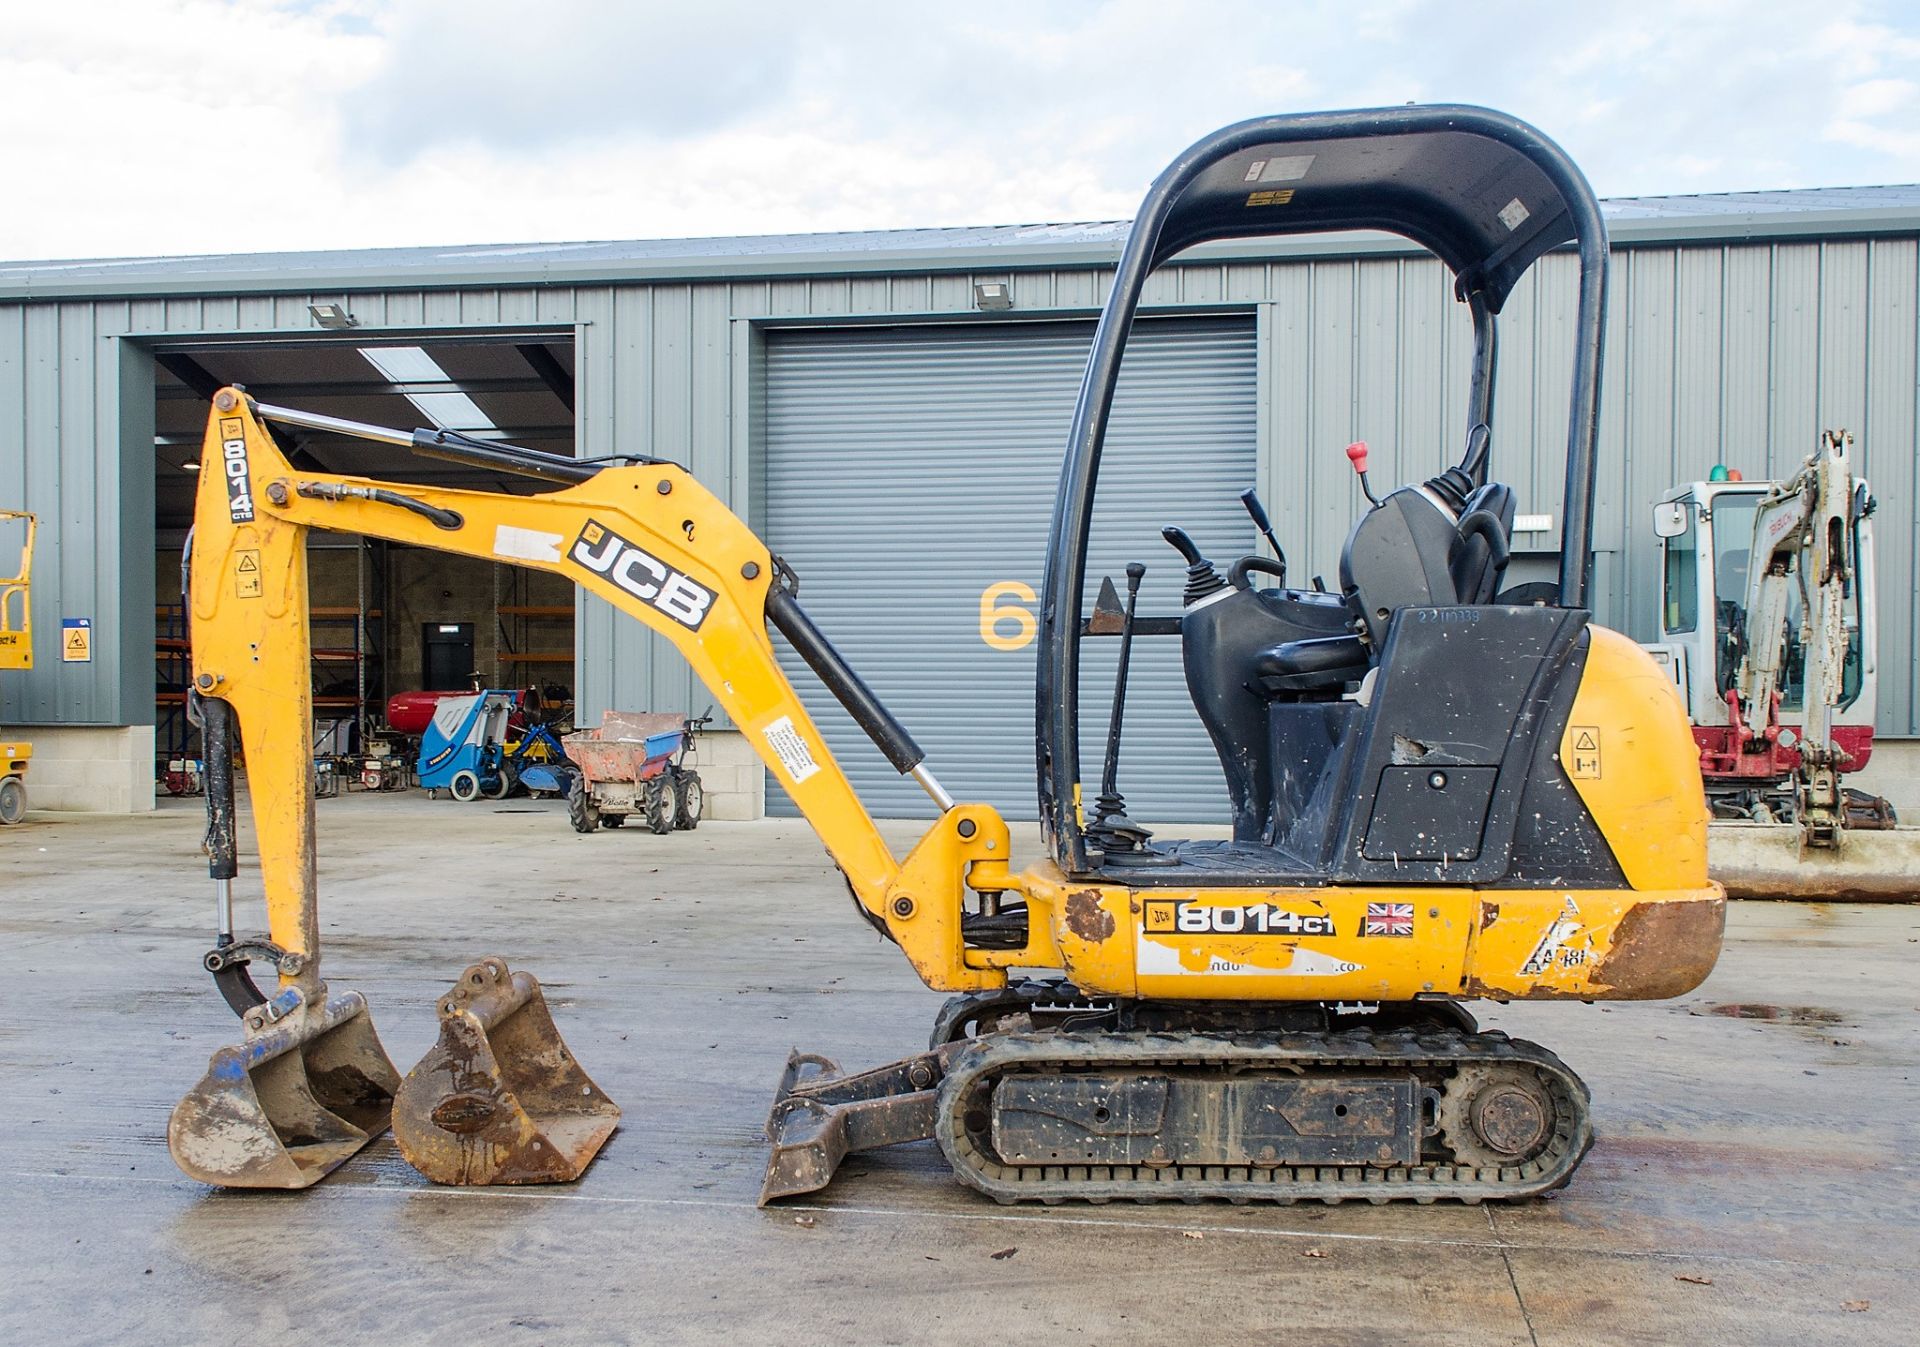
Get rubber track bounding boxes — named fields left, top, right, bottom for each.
left=931, top=1028, right=1591, bottom=1206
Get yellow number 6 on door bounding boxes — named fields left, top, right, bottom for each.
left=978, top=581, right=1036, bottom=651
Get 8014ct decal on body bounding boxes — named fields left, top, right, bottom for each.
left=1142, top=900, right=1335, bottom=937
left=569, top=520, right=715, bottom=630
left=1141, top=899, right=1417, bottom=939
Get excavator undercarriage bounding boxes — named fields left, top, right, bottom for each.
left=765, top=991, right=1590, bottom=1205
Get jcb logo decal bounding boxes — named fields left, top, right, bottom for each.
left=570, top=520, right=715, bottom=630
left=221, top=418, right=254, bottom=523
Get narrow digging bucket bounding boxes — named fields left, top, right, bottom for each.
left=169, top=988, right=400, bottom=1188
left=393, top=958, right=620, bottom=1185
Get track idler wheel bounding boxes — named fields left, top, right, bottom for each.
left=1436, top=1062, right=1561, bottom=1169
left=394, top=958, right=620, bottom=1185
left=169, top=985, right=400, bottom=1189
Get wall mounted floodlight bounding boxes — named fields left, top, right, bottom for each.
left=308, top=302, right=358, bottom=330
left=972, top=281, right=1014, bottom=312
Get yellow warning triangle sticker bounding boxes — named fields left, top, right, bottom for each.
left=65, top=629, right=86, bottom=649
left=237, top=555, right=259, bottom=572
left=1574, top=731, right=1598, bottom=751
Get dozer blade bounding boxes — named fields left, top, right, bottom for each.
left=1709, top=821, right=1920, bottom=900
left=759, top=1045, right=955, bottom=1205
left=168, top=987, right=400, bottom=1189
left=393, top=958, right=619, bottom=1185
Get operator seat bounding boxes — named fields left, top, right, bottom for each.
left=1253, top=466, right=1516, bottom=699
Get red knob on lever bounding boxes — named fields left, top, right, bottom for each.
left=1345, top=440, right=1380, bottom=506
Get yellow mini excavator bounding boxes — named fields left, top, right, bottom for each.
left=170, top=105, right=1723, bottom=1204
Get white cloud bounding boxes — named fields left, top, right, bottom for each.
left=1, top=0, right=1916, bottom=262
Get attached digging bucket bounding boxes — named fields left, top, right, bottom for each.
left=393, top=958, right=620, bottom=1184
left=168, top=986, right=401, bottom=1189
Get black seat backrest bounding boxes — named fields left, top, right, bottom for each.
left=1339, top=478, right=1516, bottom=648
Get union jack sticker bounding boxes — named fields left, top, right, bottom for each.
left=1363, top=901, right=1414, bottom=937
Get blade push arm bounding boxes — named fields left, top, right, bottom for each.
left=190, top=390, right=1010, bottom=993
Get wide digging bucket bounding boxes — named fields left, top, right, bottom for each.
left=169, top=987, right=401, bottom=1188
left=393, top=958, right=620, bottom=1185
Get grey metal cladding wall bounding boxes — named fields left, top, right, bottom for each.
left=1594, top=238, right=1919, bottom=736
left=571, top=284, right=739, bottom=725
left=762, top=316, right=1256, bottom=822
left=0, top=302, right=137, bottom=725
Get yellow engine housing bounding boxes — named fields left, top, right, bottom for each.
left=968, top=627, right=1723, bottom=1004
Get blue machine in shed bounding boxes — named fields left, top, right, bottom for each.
left=417, top=690, right=518, bottom=801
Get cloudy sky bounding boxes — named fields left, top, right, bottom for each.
left=4, top=0, right=1917, bottom=262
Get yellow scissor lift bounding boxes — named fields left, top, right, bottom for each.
left=0, top=510, right=32, bottom=824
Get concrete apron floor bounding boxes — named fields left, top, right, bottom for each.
left=1, top=793, right=1915, bottom=1347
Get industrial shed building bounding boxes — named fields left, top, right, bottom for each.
left=1, top=186, right=1916, bottom=820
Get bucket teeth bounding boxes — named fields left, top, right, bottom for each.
left=168, top=988, right=399, bottom=1189
left=393, top=957, right=620, bottom=1185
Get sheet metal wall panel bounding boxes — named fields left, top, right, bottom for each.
left=1863, top=239, right=1918, bottom=733
left=1768, top=245, right=1821, bottom=477
left=1819, top=242, right=1870, bottom=429
left=1528, top=253, right=1580, bottom=534
left=761, top=317, right=1257, bottom=822
left=1673, top=249, right=1724, bottom=465
left=1720, top=247, right=1771, bottom=468
left=1392, top=260, right=1448, bottom=493
left=1619, top=249, right=1679, bottom=632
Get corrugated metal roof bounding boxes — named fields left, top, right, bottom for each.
left=1, top=186, right=1915, bottom=301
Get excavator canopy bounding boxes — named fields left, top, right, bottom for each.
left=1136, top=106, right=1593, bottom=311
left=1038, top=105, right=1612, bottom=873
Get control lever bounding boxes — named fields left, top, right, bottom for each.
left=1089, top=562, right=1151, bottom=852
left=1161, top=526, right=1227, bottom=606
left=1347, top=441, right=1381, bottom=506
left=1238, top=489, right=1287, bottom=573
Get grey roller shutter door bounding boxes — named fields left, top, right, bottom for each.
left=763, top=316, right=1257, bottom=822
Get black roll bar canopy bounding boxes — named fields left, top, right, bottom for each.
left=1036, top=104, right=1611, bottom=870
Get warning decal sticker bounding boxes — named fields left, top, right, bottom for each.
left=234, top=550, right=261, bottom=599
left=1569, top=726, right=1601, bottom=779
left=61, top=617, right=91, bottom=663
left=762, top=715, right=820, bottom=785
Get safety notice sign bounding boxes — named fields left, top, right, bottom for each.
left=61, top=617, right=91, bottom=663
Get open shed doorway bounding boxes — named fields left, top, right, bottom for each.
left=150, top=333, right=578, bottom=789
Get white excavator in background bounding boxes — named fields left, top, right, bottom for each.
left=1645, top=431, right=1916, bottom=898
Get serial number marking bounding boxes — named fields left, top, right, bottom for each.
left=1142, top=900, right=1335, bottom=937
